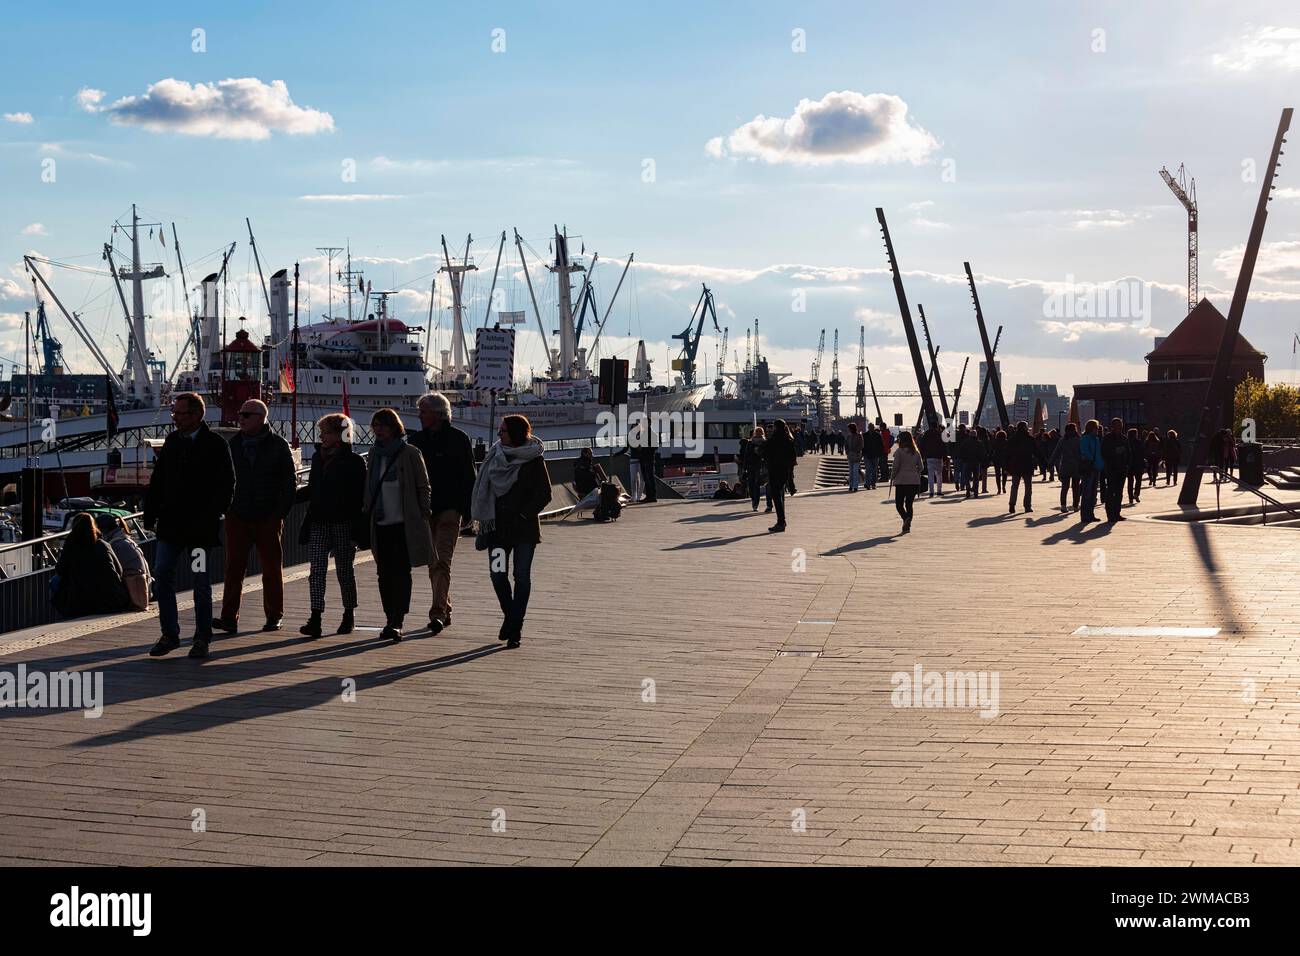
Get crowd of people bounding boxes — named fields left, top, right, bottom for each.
left=51, top=390, right=553, bottom=657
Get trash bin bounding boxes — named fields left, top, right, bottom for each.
left=1237, top=441, right=1264, bottom=487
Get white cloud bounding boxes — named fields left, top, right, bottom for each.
left=298, top=194, right=405, bottom=202
left=912, top=217, right=951, bottom=230
left=1214, top=240, right=1300, bottom=283
left=705, top=90, right=939, bottom=166
left=3, top=112, right=33, bottom=124
left=75, top=87, right=105, bottom=112
left=95, top=78, right=334, bottom=140
left=1040, top=320, right=1160, bottom=344
left=1277, top=186, right=1300, bottom=202
left=1212, top=25, right=1300, bottom=73
left=21, top=223, right=46, bottom=236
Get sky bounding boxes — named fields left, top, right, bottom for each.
left=1, top=0, right=1299, bottom=421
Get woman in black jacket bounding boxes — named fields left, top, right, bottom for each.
left=299, top=414, right=367, bottom=638
left=52, top=512, right=128, bottom=619
left=472, top=414, right=553, bottom=648
left=761, top=419, right=797, bottom=533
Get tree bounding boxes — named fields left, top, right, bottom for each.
left=1234, top=375, right=1300, bottom=439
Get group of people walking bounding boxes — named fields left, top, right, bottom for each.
left=116, top=389, right=551, bottom=660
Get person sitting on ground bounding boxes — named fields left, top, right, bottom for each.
left=573, top=447, right=607, bottom=497
left=52, top=512, right=129, bottom=619
left=100, top=515, right=151, bottom=611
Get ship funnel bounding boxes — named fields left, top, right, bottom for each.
left=199, top=272, right=221, bottom=382
left=269, top=268, right=290, bottom=380
left=633, top=339, right=653, bottom=387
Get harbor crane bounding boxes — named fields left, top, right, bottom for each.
left=671, top=283, right=720, bottom=388
left=809, top=329, right=825, bottom=424
left=829, top=329, right=842, bottom=419
left=853, top=326, right=866, bottom=421
left=714, top=326, right=728, bottom=398
left=1159, top=163, right=1198, bottom=313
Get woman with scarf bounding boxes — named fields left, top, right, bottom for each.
left=364, top=408, right=433, bottom=642
left=472, top=414, right=552, bottom=649
left=300, top=413, right=367, bottom=639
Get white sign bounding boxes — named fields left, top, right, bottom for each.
left=473, top=327, right=515, bottom=391
left=497, top=310, right=527, bottom=325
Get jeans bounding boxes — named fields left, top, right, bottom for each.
left=489, top=540, right=536, bottom=629
left=966, top=463, right=985, bottom=497
left=895, top=484, right=919, bottom=525
left=925, top=458, right=943, bottom=495
left=771, top=482, right=787, bottom=524
left=847, top=455, right=861, bottom=491
left=865, top=457, right=879, bottom=488
left=748, top=472, right=762, bottom=509
left=154, top=537, right=211, bottom=640
left=1009, top=470, right=1033, bottom=510
left=1104, top=470, right=1125, bottom=521
left=1080, top=470, right=1098, bottom=520
left=1059, top=473, right=1080, bottom=510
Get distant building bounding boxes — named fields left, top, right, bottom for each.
left=1009, top=384, right=1070, bottom=429
left=975, top=360, right=1003, bottom=426
left=1073, top=298, right=1267, bottom=455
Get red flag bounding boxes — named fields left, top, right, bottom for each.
left=342, top=374, right=350, bottom=418
left=279, top=360, right=295, bottom=394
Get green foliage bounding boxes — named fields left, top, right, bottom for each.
left=1234, top=375, right=1300, bottom=438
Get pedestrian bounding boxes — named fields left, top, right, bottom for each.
left=298, top=413, right=366, bottom=639
left=1126, top=427, right=1145, bottom=504
left=573, top=446, right=606, bottom=497
left=845, top=422, right=864, bottom=492
left=991, top=428, right=1009, bottom=494
left=472, top=414, right=552, bottom=649
left=959, top=426, right=983, bottom=499
left=51, top=512, right=128, bottom=619
left=143, top=391, right=235, bottom=659
left=976, top=425, right=992, bottom=494
left=365, top=408, right=433, bottom=643
left=1162, top=429, right=1181, bottom=485
left=1144, top=430, right=1163, bottom=489
left=213, top=399, right=297, bottom=635
left=761, top=419, right=797, bottom=532
left=1006, top=421, right=1046, bottom=513
left=1078, top=419, right=1104, bottom=523
left=863, top=423, right=883, bottom=490
left=100, top=515, right=150, bottom=611
left=880, top=424, right=894, bottom=483
left=1100, top=417, right=1130, bottom=522
left=744, top=426, right=767, bottom=511
left=920, top=424, right=946, bottom=497
left=1050, top=421, right=1082, bottom=512
left=891, top=431, right=924, bottom=534
left=409, top=391, right=477, bottom=635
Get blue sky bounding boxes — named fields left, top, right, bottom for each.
left=2, top=0, right=1299, bottom=418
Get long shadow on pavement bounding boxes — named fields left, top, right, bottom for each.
left=823, top=535, right=900, bottom=555
left=663, top=532, right=774, bottom=550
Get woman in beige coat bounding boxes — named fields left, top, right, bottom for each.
left=365, top=408, right=433, bottom=641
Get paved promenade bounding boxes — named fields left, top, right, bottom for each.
left=2, top=460, right=1299, bottom=866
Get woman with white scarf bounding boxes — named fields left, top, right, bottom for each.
left=471, top=414, right=552, bottom=648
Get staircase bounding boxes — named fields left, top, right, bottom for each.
left=815, top=456, right=852, bottom=489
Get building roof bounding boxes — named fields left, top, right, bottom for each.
left=1146, top=298, right=1266, bottom=363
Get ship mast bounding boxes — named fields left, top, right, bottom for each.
left=113, top=204, right=164, bottom=405
left=550, top=226, right=585, bottom=379
left=439, top=234, right=476, bottom=380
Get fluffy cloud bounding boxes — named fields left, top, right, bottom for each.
left=1212, top=25, right=1300, bottom=73
left=1213, top=240, right=1300, bottom=284
left=93, top=78, right=334, bottom=140
left=705, top=91, right=938, bottom=165
left=21, top=223, right=46, bottom=236
left=75, top=88, right=105, bottom=111
left=3, top=111, right=33, bottom=124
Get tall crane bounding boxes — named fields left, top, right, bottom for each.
left=714, top=326, right=728, bottom=397
left=32, top=300, right=64, bottom=375
left=671, top=283, right=720, bottom=387
left=1159, top=163, right=1198, bottom=313
left=809, top=329, right=825, bottom=425
left=853, top=325, right=866, bottom=421
left=829, top=329, right=842, bottom=420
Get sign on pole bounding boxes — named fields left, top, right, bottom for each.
left=496, top=310, right=527, bottom=326
left=473, top=327, right=515, bottom=392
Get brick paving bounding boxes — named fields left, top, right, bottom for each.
left=2, top=460, right=1299, bottom=866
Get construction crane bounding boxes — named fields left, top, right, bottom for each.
left=30, top=298, right=64, bottom=375
left=714, top=326, right=728, bottom=397
left=829, top=330, right=842, bottom=420
left=1159, top=163, right=1198, bottom=312
left=809, top=329, right=825, bottom=425
left=671, top=283, right=720, bottom=387
left=853, top=326, right=866, bottom=421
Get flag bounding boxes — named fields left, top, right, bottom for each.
left=105, top=377, right=119, bottom=438
left=279, top=360, right=295, bottom=394
left=341, top=374, right=350, bottom=418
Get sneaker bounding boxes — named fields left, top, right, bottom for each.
left=769, top=522, right=787, bottom=533
left=262, top=617, right=282, bottom=632
left=211, top=617, right=238, bottom=634
left=188, top=637, right=210, bottom=659
left=149, top=634, right=180, bottom=657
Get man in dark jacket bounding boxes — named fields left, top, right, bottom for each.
left=143, top=392, right=235, bottom=659
left=214, top=399, right=296, bottom=634
left=409, top=391, right=476, bottom=634
left=1006, top=421, right=1046, bottom=513
left=1100, top=417, right=1130, bottom=522
left=863, top=424, right=884, bottom=490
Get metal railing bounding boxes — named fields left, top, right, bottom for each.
left=1203, top=465, right=1300, bottom=525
